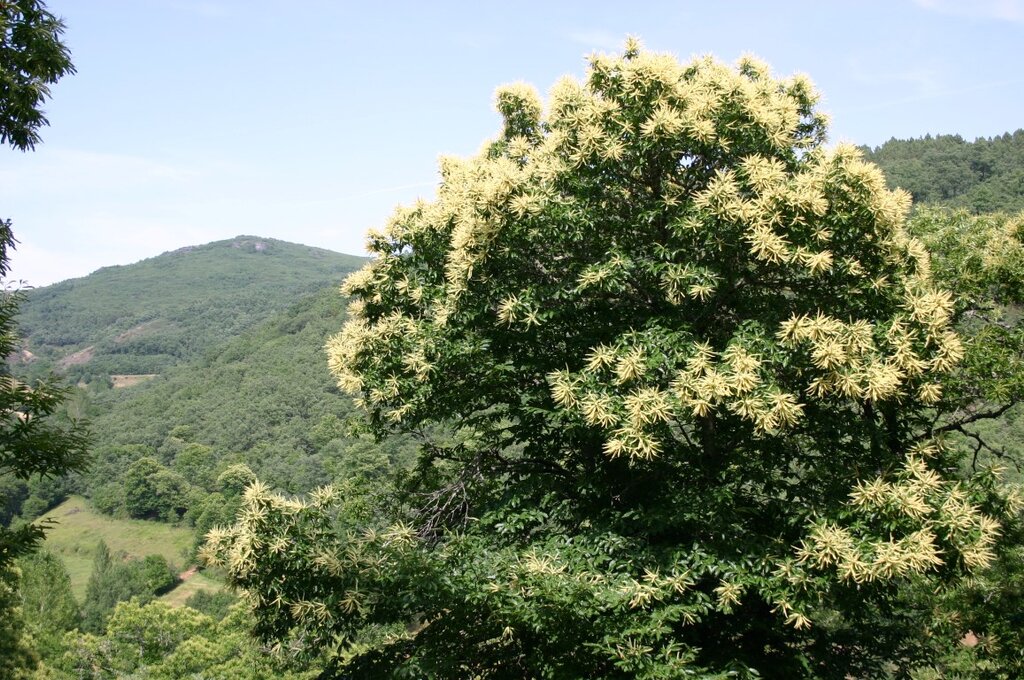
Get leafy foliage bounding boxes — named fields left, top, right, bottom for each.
left=55, top=600, right=319, bottom=679
left=900, top=207, right=1024, bottom=678
left=206, top=42, right=1022, bottom=677
left=15, top=548, right=79, bottom=660
left=0, top=563, right=38, bottom=679
left=1, top=224, right=89, bottom=566
left=908, top=209, right=1024, bottom=418
left=123, top=456, right=190, bottom=521
left=0, top=0, right=74, bottom=151
left=184, top=587, right=238, bottom=622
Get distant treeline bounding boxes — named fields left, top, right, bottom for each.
left=863, top=129, right=1024, bottom=213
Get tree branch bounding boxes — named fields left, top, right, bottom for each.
left=931, top=401, right=1017, bottom=436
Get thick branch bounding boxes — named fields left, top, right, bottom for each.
left=931, top=401, right=1017, bottom=436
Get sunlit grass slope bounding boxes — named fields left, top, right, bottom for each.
left=38, top=495, right=195, bottom=600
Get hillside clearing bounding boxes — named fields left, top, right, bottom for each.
left=38, top=495, right=195, bottom=600
left=56, top=345, right=94, bottom=369
left=159, top=571, right=225, bottom=607
left=111, top=373, right=159, bottom=388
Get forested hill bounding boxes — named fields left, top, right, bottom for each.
left=3, top=236, right=385, bottom=527
left=13, top=236, right=367, bottom=382
left=79, top=286, right=417, bottom=517
left=863, top=129, right=1024, bottom=213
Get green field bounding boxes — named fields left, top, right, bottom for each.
left=159, top=571, right=225, bottom=607
left=38, top=495, right=196, bottom=600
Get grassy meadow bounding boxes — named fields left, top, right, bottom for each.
left=158, top=571, right=225, bottom=607
left=38, top=495, right=196, bottom=600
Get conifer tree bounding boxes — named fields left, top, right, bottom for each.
left=16, top=548, right=79, bottom=659
left=206, top=41, right=1023, bottom=678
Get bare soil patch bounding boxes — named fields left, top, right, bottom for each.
left=57, top=345, right=94, bottom=369
left=114, top=321, right=156, bottom=344
left=111, top=374, right=159, bottom=388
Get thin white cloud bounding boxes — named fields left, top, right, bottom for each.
left=329, top=181, right=438, bottom=204
left=7, top=241, right=93, bottom=288
left=0, top=149, right=213, bottom=286
left=846, top=55, right=943, bottom=97
left=166, top=1, right=231, bottom=18
left=10, top=213, right=221, bottom=287
left=0, top=148, right=197, bottom=197
left=844, top=76, right=1024, bottom=113
left=913, top=0, right=1024, bottom=22
left=75, top=213, right=213, bottom=253
left=567, top=29, right=624, bottom=52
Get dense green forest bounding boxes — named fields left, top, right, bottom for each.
left=2, top=8, right=1023, bottom=677
left=77, top=285, right=419, bottom=518
left=864, top=129, right=1024, bottom=213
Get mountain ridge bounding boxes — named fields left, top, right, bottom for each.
left=15, top=235, right=368, bottom=382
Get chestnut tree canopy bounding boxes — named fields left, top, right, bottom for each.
left=207, top=41, right=1023, bottom=679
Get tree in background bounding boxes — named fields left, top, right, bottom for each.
left=184, top=463, right=258, bottom=554
left=902, top=207, right=1024, bottom=676
left=80, top=540, right=180, bottom=634
left=16, top=548, right=79, bottom=660
left=184, top=587, right=238, bottom=622
left=206, top=41, right=1022, bottom=677
left=907, top=208, right=1024, bottom=424
left=863, top=131, right=1024, bottom=214
left=80, top=540, right=115, bottom=633
left=122, top=456, right=190, bottom=521
left=0, top=569, right=37, bottom=679
left=58, top=599, right=319, bottom=680
left=62, top=600, right=215, bottom=679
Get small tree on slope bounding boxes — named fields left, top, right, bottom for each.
left=205, top=41, right=1023, bottom=678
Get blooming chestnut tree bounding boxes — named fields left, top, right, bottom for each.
left=206, top=41, right=1020, bottom=678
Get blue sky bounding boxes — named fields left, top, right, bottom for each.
left=2, top=0, right=1022, bottom=286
